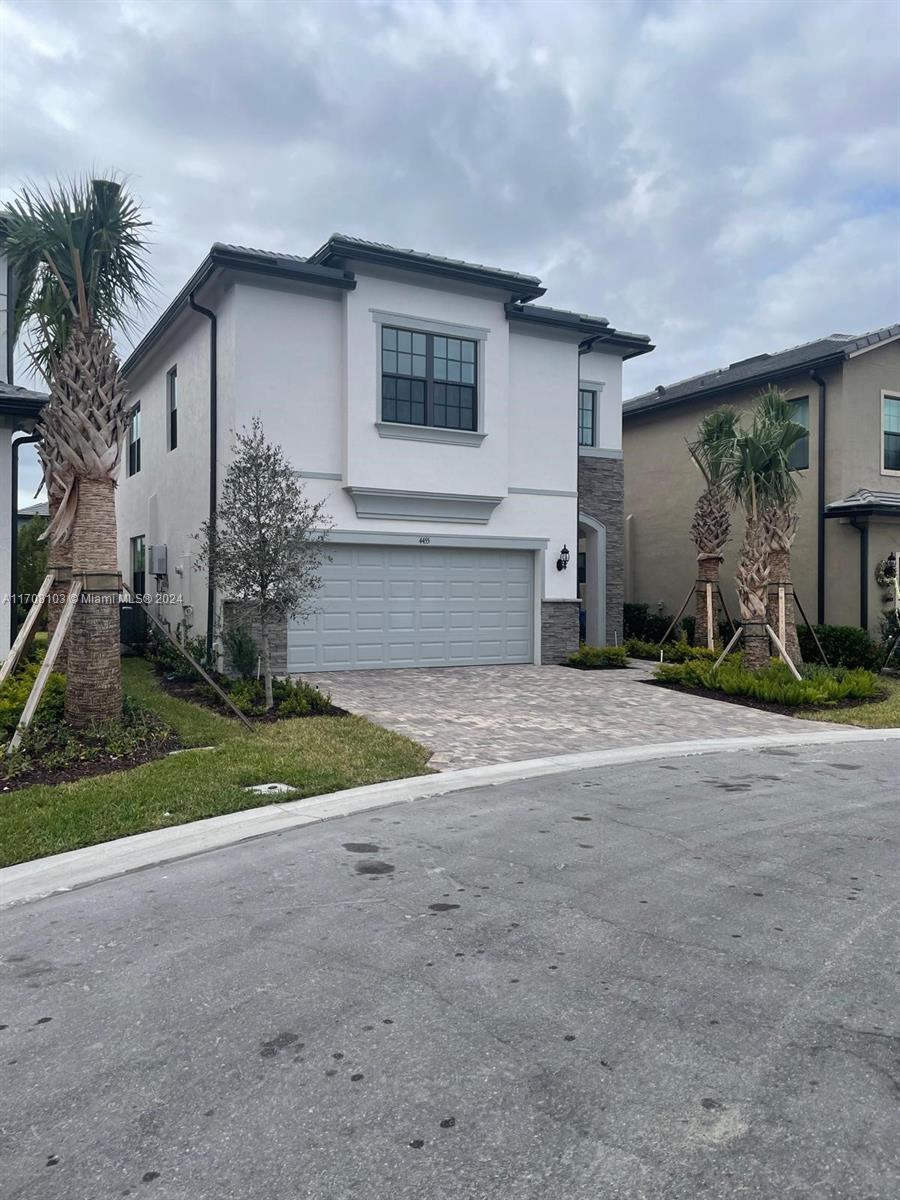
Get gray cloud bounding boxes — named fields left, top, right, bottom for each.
left=3, top=0, right=898, bottom=504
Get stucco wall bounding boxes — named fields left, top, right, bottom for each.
left=230, top=275, right=586, bottom=606
left=115, top=285, right=237, bottom=640
left=623, top=365, right=836, bottom=626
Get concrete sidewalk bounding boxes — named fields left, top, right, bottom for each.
left=1, top=727, right=896, bottom=911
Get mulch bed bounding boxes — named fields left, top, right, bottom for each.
left=157, top=672, right=348, bottom=721
left=647, top=678, right=889, bottom=718
left=0, top=735, right=181, bottom=793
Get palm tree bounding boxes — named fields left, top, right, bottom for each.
left=755, top=389, right=807, bottom=665
left=687, top=409, right=738, bottom=648
left=3, top=178, right=150, bottom=725
left=728, top=390, right=806, bottom=670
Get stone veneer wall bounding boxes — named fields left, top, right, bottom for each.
left=578, top=454, right=625, bottom=645
left=221, top=601, right=288, bottom=676
left=540, top=599, right=580, bottom=664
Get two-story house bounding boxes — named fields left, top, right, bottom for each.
left=622, top=325, right=900, bottom=635
left=117, top=236, right=653, bottom=671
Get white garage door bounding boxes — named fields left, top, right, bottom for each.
left=287, top=544, right=534, bottom=671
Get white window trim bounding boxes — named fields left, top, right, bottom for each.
left=881, top=390, right=900, bottom=476
left=370, top=309, right=487, bottom=442
left=577, top=379, right=605, bottom=452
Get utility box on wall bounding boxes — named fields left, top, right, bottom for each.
left=148, top=544, right=168, bottom=577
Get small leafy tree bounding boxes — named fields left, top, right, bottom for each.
left=195, top=418, right=332, bottom=709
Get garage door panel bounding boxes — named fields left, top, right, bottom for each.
left=287, top=544, right=534, bottom=671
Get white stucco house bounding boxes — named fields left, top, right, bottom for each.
left=117, top=236, right=653, bottom=671
left=0, top=241, right=47, bottom=659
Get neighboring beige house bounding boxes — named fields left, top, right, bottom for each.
left=623, top=325, right=900, bottom=636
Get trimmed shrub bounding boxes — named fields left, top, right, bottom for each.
left=626, top=637, right=718, bottom=663
left=623, top=603, right=674, bottom=643
left=222, top=623, right=259, bottom=680
left=145, top=629, right=212, bottom=679
left=655, top=658, right=879, bottom=707
left=567, top=644, right=629, bottom=670
left=0, top=661, right=65, bottom=738
left=798, top=624, right=883, bottom=671
left=204, top=675, right=334, bottom=717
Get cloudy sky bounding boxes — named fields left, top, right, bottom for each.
left=3, top=0, right=899, bottom=504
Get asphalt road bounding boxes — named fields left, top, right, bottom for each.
left=1, top=740, right=898, bottom=1200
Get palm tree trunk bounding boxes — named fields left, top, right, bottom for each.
left=64, top=478, right=122, bottom=725
left=695, top=555, right=721, bottom=650
left=735, top=515, right=771, bottom=671
left=766, top=547, right=802, bottom=666
left=742, top=622, right=769, bottom=669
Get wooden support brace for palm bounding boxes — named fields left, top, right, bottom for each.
left=7, top=579, right=82, bottom=755
left=122, top=584, right=255, bottom=733
left=0, top=573, right=55, bottom=687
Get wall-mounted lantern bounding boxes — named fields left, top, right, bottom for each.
left=556, top=544, right=570, bottom=572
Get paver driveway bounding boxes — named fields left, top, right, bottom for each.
left=300, top=663, right=848, bottom=770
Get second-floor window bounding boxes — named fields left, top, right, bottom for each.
left=884, top=393, right=900, bottom=473
left=787, top=396, right=809, bottom=470
left=578, top=388, right=596, bottom=447
left=127, top=404, right=141, bottom=476
left=167, top=366, right=178, bottom=451
left=381, top=326, right=477, bottom=431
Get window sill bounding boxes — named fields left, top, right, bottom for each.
left=375, top=421, right=486, bottom=447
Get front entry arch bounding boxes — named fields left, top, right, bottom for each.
left=578, top=513, right=606, bottom=646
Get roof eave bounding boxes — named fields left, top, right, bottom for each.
left=0, top=396, right=46, bottom=419
left=623, top=350, right=847, bottom=419
left=824, top=505, right=900, bottom=519
left=505, top=305, right=654, bottom=358
left=312, top=238, right=546, bottom=301
left=122, top=246, right=356, bottom=377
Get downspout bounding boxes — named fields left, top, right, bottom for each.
left=849, top=517, right=869, bottom=631
left=10, top=431, right=41, bottom=641
left=810, top=370, right=827, bottom=623
left=188, top=291, right=217, bottom=661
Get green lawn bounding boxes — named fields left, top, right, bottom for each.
left=804, top=675, right=900, bottom=730
left=0, top=659, right=432, bottom=868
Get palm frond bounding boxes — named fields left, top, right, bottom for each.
left=686, top=408, right=739, bottom=487
left=2, top=174, right=151, bottom=375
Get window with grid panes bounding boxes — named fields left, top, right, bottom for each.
left=381, top=326, right=477, bottom=431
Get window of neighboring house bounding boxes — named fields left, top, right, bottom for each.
left=127, top=403, right=141, bottom=476
left=787, top=396, right=809, bottom=470
left=167, top=366, right=177, bottom=451
left=883, top=393, right=900, bottom=474
left=131, top=535, right=146, bottom=596
left=578, top=389, right=596, bottom=447
left=381, top=326, right=477, bottom=431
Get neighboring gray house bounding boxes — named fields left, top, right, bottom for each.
left=623, top=325, right=900, bottom=635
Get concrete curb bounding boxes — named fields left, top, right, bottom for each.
left=1, top=727, right=897, bottom=911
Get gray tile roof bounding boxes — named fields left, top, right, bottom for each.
left=211, top=242, right=309, bottom=264
left=311, top=232, right=544, bottom=290
left=625, top=323, right=900, bottom=416
left=824, top=488, right=900, bottom=515
left=0, top=380, right=47, bottom=416
left=18, top=500, right=49, bottom=518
